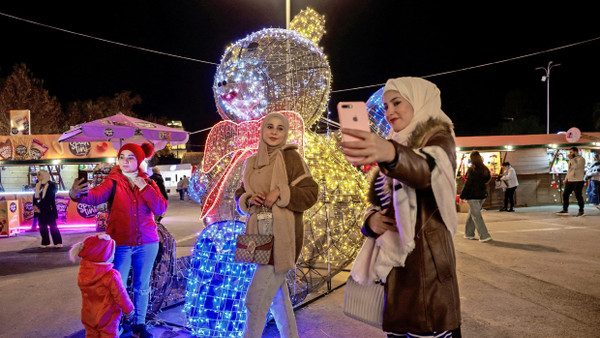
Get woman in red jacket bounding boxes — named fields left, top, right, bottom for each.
left=70, top=143, right=167, bottom=338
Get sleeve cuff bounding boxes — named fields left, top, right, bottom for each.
left=275, top=183, right=291, bottom=208
left=237, top=192, right=253, bottom=215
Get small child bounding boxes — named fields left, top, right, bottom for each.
left=70, top=234, right=134, bottom=337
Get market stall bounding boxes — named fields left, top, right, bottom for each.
left=455, top=131, right=600, bottom=209
left=0, top=134, right=117, bottom=236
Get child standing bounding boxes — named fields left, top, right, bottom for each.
left=70, top=234, right=134, bottom=337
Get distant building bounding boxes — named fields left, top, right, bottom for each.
left=167, top=120, right=187, bottom=159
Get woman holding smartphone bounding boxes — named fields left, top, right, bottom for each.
left=235, top=113, right=318, bottom=338
left=341, top=77, right=461, bottom=337
left=70, top=143, right=167, bottom=338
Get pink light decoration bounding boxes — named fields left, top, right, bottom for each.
left=16, top=223, right=97, bottom=233
left=202, top=111, right=305, bottom=173
left=199, top=111, right=305, bottom=220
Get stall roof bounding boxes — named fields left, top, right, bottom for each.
left=455, top=132, right=600, bottom=151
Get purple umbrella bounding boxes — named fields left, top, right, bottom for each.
left=58, top=113, right=189, bottom=150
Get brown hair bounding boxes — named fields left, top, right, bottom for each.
left=469, top=151, right=488, bottom=176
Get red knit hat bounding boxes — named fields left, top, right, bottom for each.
left=69, top=234, right=116, bottom=263
left=118, top=143, right=154, bottom=169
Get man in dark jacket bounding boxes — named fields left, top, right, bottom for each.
left=150, top=167, right=168, bottom=222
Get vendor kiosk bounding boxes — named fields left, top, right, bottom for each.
left=455, top=131, right=600, bottom=209
left=0, top=134, right=117, bottom=235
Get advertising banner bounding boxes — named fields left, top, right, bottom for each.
left=9, top=110, right=30, bottom=136
left=0, top=134, right=117, bottom=162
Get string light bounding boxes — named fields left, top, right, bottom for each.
left=289, top=7, right=326, bottom=46
left=213, top=28, right=331, bottom=128
left=186, top=12, right=369, bottom=337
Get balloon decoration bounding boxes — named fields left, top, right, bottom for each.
left=185, top=9, right=368, bottom=337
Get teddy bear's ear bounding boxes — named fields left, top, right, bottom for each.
left=69, top=242, right=84, bottom=262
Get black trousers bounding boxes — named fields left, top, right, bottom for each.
left=39, top=217, right=62, bottom=246
left=504, top=186, right=517, bottom=209
left=562, top=180, right=585, bottom=211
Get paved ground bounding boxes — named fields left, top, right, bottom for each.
left=1, top=200, right=599, bottom=337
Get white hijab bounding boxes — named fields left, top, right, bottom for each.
left=384, top=76, right=454, bottom=145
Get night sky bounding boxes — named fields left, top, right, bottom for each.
left=1, top=0, right=599, bottom=150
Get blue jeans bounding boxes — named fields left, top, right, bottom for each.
left=113, top=242, right=159, bottom=325
left=465, top=199, right=491, bottom=239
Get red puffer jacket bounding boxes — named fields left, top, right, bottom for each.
left=77, top=166, right=168, bottom=246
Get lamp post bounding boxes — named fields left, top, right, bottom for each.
left=536, top=61, right=561, bottom=134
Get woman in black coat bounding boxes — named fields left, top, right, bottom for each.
left=460, top=151, right=492, bottom=242
left=33, top=170, right=62, bottom=248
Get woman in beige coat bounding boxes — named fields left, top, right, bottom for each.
left=235, top=112, right=318, bottom=338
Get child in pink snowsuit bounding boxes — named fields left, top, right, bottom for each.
left=70, top=234, right=134, bottom=337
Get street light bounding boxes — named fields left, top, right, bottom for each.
left=536, top=61, right=561, bottom=134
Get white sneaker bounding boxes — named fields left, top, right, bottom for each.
left=39, top=244, right=50, bottom=248
left=479, top=236, right=493, bottom=242
left=54, top=244, right=64, bottom=248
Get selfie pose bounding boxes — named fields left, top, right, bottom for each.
left=341, top=77, right=461, bottom=337
left=235, top=113, right=318, bottom=338
left=70, top=143, right=167, bottom=337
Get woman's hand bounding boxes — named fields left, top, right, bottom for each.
left=249, top=193, right=266, bottom=207
left=263, top=188, right=281, bottom=208
left=70, top=178, right=89, bottom=199
left=340, top=129, right=396, bottom=166
left=133, top=177, right=147, bottom=190
left=366, top=210, right=397, bottom=235
left=33, top=206, right=40, bottom=213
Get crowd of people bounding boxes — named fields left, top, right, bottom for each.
left=21, top=76, right=599, bottom=338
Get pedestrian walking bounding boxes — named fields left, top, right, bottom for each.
left=235, top=112, right=318, bottom=338
left=499, top=162, right=519, bottom=212
left=460, top=151, right=493, bottom=242
left=177, top=178, right=184, bottom=200
left=70, top=142, right=167, bottom=337
left=181, top=175, right=189, bottom=200
left=585, top=152, right=600, bottom=209
left=341, top=77, right=462, bottom=337
left=556, top=146, right=586, bottom=216
left=69, top=234, right=134, bottom=337
left=33, top=170, right=62, bottom=248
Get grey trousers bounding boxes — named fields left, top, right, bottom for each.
left=243, top=265, right=299, bottom=338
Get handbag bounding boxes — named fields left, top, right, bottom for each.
left=256, top=207, right=274, bottom=236
left=343, top=275, right=384, bottom=329
left=234, top=234, right=274, bottom=265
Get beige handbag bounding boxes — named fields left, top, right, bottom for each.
left=343, top=275, right=384, bottom=329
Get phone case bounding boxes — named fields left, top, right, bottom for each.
left=338, top=101, right=370, bottom=163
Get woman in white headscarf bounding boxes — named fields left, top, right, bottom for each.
left=235, top=112, right=318, bottom=338
left=33, top=170, right=62, bottom=248
left=341, top=77, right=461, bottom=337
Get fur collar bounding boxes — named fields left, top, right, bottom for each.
left=406, top=118, right=453, bottom=149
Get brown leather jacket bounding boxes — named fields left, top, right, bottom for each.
left=366, top=119, right=461, bottom=333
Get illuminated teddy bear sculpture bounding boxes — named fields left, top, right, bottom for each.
left=185, top=10, right=368, bottom=337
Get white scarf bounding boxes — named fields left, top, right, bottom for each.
left=351, top=77, right=457, bottom=284
left=122, top=170, right=138, bottom=185
left=35, top=170, right=51, bottom=200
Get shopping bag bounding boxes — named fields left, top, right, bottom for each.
left=343, top=275, right=384, bottom=329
